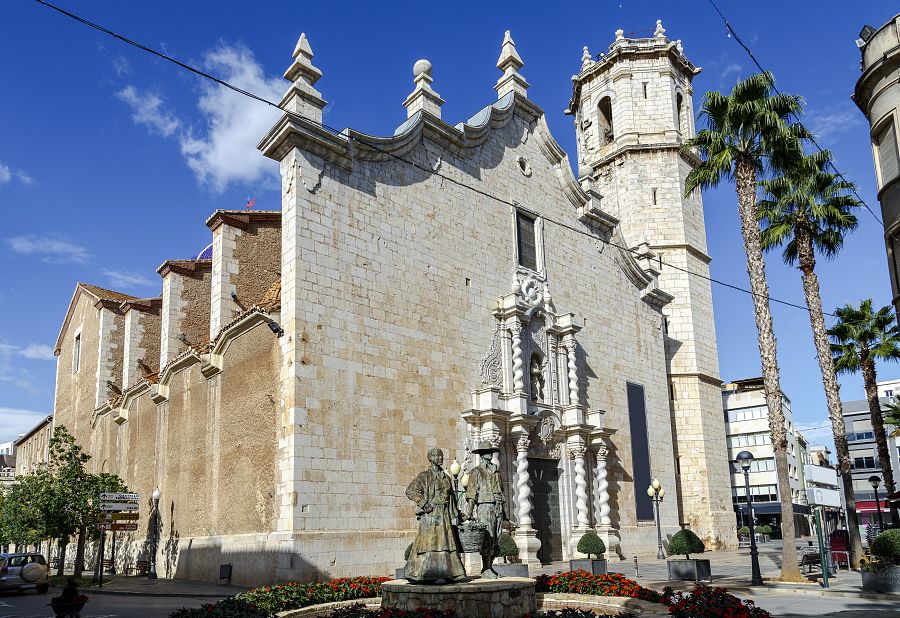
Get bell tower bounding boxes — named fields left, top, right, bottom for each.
left=568, top=21, right=733, bottom=547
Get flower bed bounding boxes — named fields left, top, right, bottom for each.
left=662, top=585, right=771, bottom=618
left=169, top=577, right=389, bottom=618
left=534, top=570, right=661, bottom=602
left=327, top=605, right=612, bottom=617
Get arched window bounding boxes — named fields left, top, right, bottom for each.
left=598, top=96, right=613, bottom=147
left=675, top=92, right=686, bottom=136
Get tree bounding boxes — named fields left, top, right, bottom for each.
left=829, top=299, right=900, bottom=523
left=758, top=150, right=864, bottom=566
left=0, top=476, right=48, bottom=551
left=45, top=426, right=91, bottom=576
left=683, top=71, right=807, bottom=581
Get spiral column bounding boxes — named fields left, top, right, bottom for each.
left=510, top=322, right=524, bottom=393
left=515, top=437, right=533, bottom=527
left=570, top=445, right=590, bottom=527
left=594, top=445, right=611, bottom=526
left=565, top=339, right=578, bottom=406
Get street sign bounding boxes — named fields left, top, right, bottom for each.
left=97, top=523, right=138, bottom=532
left=103, top=512, right=140, bottom=521
left=807, top=487, right=842, bottom=508
left=100, top=502, right=139, bottom=511
left=100, top=492, right=140, bottom=502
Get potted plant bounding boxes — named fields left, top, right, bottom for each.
left=492, top=532, right=528, bottom=577
left=666, top=529, right=710, bottom=582
left=862, top=529, right=900, bottom=593
left=738, top=526, right=751, bottom=543
left=569, top=531, right=607, bottom=575
left=756, top=525, right=771, bottom=543
left=50, top=578, right=89, bottom=617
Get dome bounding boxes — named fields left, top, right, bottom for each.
left=193, top=242, right=213, bottom=260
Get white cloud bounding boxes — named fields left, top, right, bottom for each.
left=178, top=44, right=282, bottom=193
left=0, top=407, right=50, bottom=445
left=720, top=62, right=743, bottom=82
left=0, top=163, right=35, bottom=187
left=7, top=234, right=90, bottom=264
left=103, top=269, right=157, bottom=290
left=18, top=344, right=55, bottom=361
left=806, top=105, right=865, bottom=141
left=112, top=56, right=130, bottom=77
left=0, top=165, right=10, bottom=185
left=117, top=85, right=182, bottom=137
left=15, top=171, right=34, bottom=185
left=0, top=344, right=42, bottom=397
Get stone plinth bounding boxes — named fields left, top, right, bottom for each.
left=381, top=577, right=536, bottom=618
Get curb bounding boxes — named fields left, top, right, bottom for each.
left=745, top=584, right=900, bottom=601
left=52, top=584, right=235, bottom=599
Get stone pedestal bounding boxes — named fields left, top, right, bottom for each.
left=596, top=524, right=621, bottom=560
left=514, top=527, right=541, bottom=566
left=380, top=578, right=536, bottom=618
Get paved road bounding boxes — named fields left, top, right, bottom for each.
left=0, top=590, right=220, bottom=618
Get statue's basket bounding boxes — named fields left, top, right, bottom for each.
left=459, top=521, right=487, bottom=553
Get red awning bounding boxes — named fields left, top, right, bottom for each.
left=855, top=500, right=887, bottom=513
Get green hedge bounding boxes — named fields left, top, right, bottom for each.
left=872, top=529, right=900, bottom=563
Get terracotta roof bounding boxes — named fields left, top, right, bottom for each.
left=79, top=283, right=138, bottom=304
left=54, top=283, right=137, bottom=355
left=205, top=209, right=281, bottom=231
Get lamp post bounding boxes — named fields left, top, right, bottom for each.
left=148, top=487, right=160, bottom=580
left=647, top=478, right=666, bottom=559
left=736, top=451, right=763, bottom=586
left=869, top=475, right=884, bottom=531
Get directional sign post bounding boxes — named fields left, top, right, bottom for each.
left=100, top=502, right=140, bottom=511
left=100, top=492, right=140, bottom=502
left=97, top=523, right=139, bottom=532
left=103, top=512, right=140, bottom=521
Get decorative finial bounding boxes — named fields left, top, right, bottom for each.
left=615, top=28, right=624, bottom=41
left=495, top=30, right=529, bottom=99
left=676, top=39, right=684, bottom=53
left=581, top=46, right=592, bottom=70
left=403, top=58, right=444, bottom=119
left=654, top=19, right=666, bottom=39
left=281, top=32, right=326, bottom=123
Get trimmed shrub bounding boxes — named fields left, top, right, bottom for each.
left=498, top=532, right=518, bottom=562
left=575, top=531, right=606, bottom=559
left=668, top=529, right=705, bottom=559
left=738, top=526, right=751, bottom=535
left=758, top=525, right=772, bottom=535
left=871, top=529, right=900, bottom=564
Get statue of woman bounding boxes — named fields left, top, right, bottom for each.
left=404, top=448, right=466, bottom=583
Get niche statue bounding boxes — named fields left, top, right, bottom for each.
left=404, top=448, right=466, bottom=583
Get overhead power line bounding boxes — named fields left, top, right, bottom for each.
left=705, top=0, right=885, bottom=227
left=34, top=0, right=855, bottom=321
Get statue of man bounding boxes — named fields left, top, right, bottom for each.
left=464, top=441, right=507, bottom=574
left=404, top=448, right=466, bottom=583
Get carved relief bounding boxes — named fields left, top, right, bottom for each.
left=479, top=328, right=503, bottom=386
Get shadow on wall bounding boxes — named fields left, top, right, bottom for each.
left=164, top=500, right=179, bottom=579
left=175, top=544, right=327, bottom=587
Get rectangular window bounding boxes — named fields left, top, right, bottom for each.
left=876, top=122, right=900, bottom=186
left=73, top=333, right=81, bottom=374
left=642, top=82, right=648, bottom=99
left=886, top=389, right=894, bottom=398
left=627, top=382, right=654, bottom=521
left=516, top=212, right=538, bottom=271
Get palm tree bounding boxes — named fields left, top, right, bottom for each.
left=683, top=71, right=807, bottom=581
left=758, top=150, right=864, bottom=566
left=829, top=299, right=900, bottom=525
left=885, top=397, right=900, bottom=437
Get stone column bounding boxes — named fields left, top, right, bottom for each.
left=565, top=338, right=578, bottom=407
left=593, top=444, right=611, bottom=526
left=510, top=322, right=525, bottom=394
left=512, top=436, right=541, bottom=565
left=569, top=445, right=591, bottom=528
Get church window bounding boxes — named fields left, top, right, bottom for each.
left=642, top=82, right=648, bottom=99
left=875, top=119, right=899, bottom=187
left=73, top=332, right=81, bottom=374
left=516, top=211, right=538, bottom=271
left=652, top=188, right=658, bottom=205
left=627, top=382, right=654, bottom=521
left=676, top=92, right=685, bottom=135
left=598, top=97, right=613, bottom=147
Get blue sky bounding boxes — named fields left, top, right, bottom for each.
left=2, top=1, right=898, bottom=451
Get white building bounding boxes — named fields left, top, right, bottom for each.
left=841, top=377, right=900, bottom=527
left=722, top=378, right=810, bottom=535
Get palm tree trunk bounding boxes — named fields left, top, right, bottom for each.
left=794, top=228, right=863, bottom=567
left=862, top=359, right=896, bottom=506
left=734, top=158, right=802, bottom=580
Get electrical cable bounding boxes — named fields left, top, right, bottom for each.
left=33, top=0, right=862, bottom=321
left=705, top=0, right=884, bottom=228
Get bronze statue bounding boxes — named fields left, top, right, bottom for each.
left=404, top=448, right=466, bottom=583
left=464, top=441, right=507, bottom=574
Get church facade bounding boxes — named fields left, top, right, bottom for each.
left=50, top=23, right=732, bottom=586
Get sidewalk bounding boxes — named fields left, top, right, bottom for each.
left=69, top=574, right=250, bottom=598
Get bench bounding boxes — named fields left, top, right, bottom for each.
left=127, top=560, right=150, bottom=575
left=800, top=551, right=822, bottom=574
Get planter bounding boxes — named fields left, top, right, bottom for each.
left=667, top=558, right=711, bottom=582
left=862, top=566, right=900, bottom=593
left=49, top=601, right=87, bottom=617
left=568, top=559, right=607, bottom=575
left=493, top=563, right=529, bottom=578
left=459, top=521, right=488, bottom=554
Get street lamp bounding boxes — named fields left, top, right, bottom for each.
left=869, top=475, right=884, bottom=531
left=647, top=478, right=666, bottom=559
left=148, top=487, right=160, bottom=580
left=736, top=451, right=763, bottom=586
